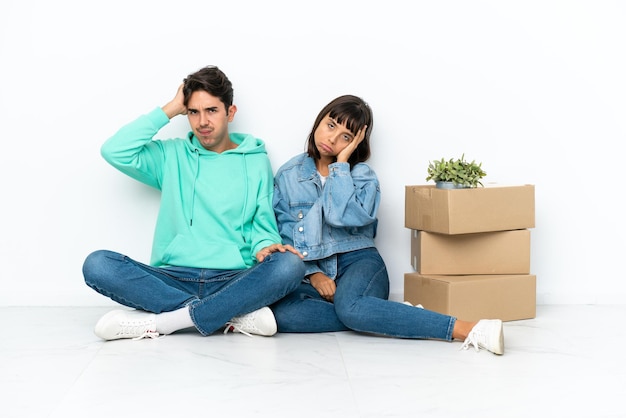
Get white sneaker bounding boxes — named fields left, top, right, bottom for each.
left=224, top=307, right=277, bottom=337
left=403, top=301, right=424, bottom=309
left=95, top=309, right=160, bottom=341
left=460, top=319, right=504, bottom=355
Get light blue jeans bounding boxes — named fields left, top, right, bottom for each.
left=271, top=248, right=456, bottom=341
left=83, top=250, right=305, bottom=336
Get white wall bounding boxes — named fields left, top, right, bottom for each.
left=1, top=0, right=624, bottom=306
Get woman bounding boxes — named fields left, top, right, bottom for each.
left=270, top=95, right=504, bottom=354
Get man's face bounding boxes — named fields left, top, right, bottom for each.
left=186, top=90, right=237, bottom=152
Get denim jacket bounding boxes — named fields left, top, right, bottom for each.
left=273, top=153, right=380, bottom=280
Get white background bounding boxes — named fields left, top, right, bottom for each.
left=1, top=0, right=624, bottom=306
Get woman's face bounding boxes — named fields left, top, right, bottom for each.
left=313, top=114, right=356, bottom=160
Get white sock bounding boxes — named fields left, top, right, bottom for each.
left=154, top=307, right=195, bottom=335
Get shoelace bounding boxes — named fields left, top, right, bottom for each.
left=460, top=330, right=483, bottom=352
left=113, top=321, right=160, bottom=341
left=132, top=330, right=161, bottom=341
left=223, top=316, right=257, bottom=338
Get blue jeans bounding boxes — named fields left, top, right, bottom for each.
left=271, top=248, right=456, bottom=341
left=83, top=250, right=305, bottom=336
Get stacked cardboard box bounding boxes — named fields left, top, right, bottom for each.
left=403, top=184, right=536, bottom=322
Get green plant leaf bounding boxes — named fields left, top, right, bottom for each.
left=425, top=154, right=486, bottom=188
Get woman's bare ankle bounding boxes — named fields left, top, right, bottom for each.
left=452, top=319, right=478, bottom=340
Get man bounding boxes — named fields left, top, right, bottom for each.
left=83, top=66, right=304, bottom=340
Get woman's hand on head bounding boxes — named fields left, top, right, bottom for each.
left=336, top=125, right=367, bottom=163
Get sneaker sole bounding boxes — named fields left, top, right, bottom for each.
left=493, top=321, right=504, bottom=355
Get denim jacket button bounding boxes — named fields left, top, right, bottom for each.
left=298, top=226, right=304, bottom=232
left=302, top=251, right=308, bottom=257
left=298, top=211, right=303, bottom=219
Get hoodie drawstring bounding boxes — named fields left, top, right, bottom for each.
left=241, top=155, right=249, bottom=241
left=190, top=148, right=200, bottom=226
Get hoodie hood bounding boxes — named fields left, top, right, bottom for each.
left=186, top=132, right=267, bottom=155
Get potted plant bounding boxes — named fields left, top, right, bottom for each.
left=425, top=154, right=487, bottom=189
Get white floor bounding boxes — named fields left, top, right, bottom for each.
left=2, top=305, right=624, bottom=418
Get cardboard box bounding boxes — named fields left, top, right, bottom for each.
left=411, top=229, right=531, bottom=275
left=404, top=273, right=536, bottom=322
left=405, top=184, right=535, bottom=234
